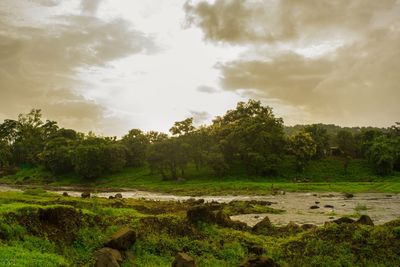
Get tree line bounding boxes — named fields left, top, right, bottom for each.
left=0, top=100, right=399, bottom=180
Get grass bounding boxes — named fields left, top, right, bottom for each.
left=0, top=191, right=398, bottom=266
left=1, top=157, right=400, bottom=196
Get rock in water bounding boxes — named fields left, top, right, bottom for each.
left=310, top=205, right=319, bottom=209
left=81, top=192, right=90, bottom=198
left=239, top=256, right=280, bottom=267
left=115, top=193, right=123, bottom=199
left=356, top=215, right=374, bottom=226
left=62, top=192, right=69, bottom=197
left=172, top=252, right=196, bottom=267
left=105, top=227, right=136, bottom=251
left=93, top=247, right=122, bottom=267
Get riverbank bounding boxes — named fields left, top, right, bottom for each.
left=0, top=189, right=399, bottom=266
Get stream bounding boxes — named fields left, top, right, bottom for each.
left=1, top=184, right=399, bottom=226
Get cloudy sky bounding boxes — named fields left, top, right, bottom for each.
left=0, top=0, right=399, bottom=136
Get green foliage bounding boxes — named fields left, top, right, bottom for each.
left=40, top=137, right=74, bottom=174
left=367, top=135, right=400, bottom=175
left=289, top=131, right=317, bottom=171
left=121, top=129, right=149, bottom=167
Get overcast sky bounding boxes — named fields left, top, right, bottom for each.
left=0, top=0, right=399, bottom=136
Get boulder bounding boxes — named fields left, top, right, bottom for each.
left=93, top=247, right=122, bottom=267
left=172, top=252, right=196, bottom=267
left=253, top=216, right=273, bottom=234
left=81, top=192, right=91, bottom=198
left=62, top=192, right=69, bottom=197
left=239, top=256, right=280, bottom=267
left=187, top=205, right=215, bottom=224
left=105, top=227, right=136, bottom=251
left=109, top=196, right=115, bottom=199
left=356, top=215, right=374, bottom=226
left=333, top=217, right=355, bottom=224
left=301, top=224, right=317, bottom=230
left=344, top=193, right=354, bottom=199
left=115, top=193, right=123, bottom=199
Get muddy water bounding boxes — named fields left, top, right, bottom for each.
left=1, top=185, right=399, bottom=226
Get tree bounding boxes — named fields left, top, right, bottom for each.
left=336, top=130, right=358, bottom=173
left=169, top=118, right=195, bottom=136
left=304, top=124, right=330, bottom=158
left=40, top=137, right=74, bottom=174
left=367, top=136, right=396, bottom=175
left=212, top=100, right=286, bottom=175
left=72, top=137, right=126, bottom=179
left=121, top=129, right=149, bottom=167
left=289, top=131, right=317, bottom=171
left=147, top=137, right=189, bottom=180
left=0, top=140, right=11, bottom=170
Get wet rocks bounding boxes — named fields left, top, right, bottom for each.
left=310, top=205, right=319, bottom=209
left=333, top=217, right=355, bottom=224
left=115, top=193, right=123, bottom=199
left=356, top=215, right=374, bottom=226
left=301, top=224, right=317, bottom=230
left=105, top=227, right=136, bottom=251
left=93, top=247, right=123, bottom=267
left=324, top=205, right=334, bottom=209
left=344, top=193, right=354, bottom=199
left=172, top=252, right=197, bottom=267
left=81, top=192, right=91, bottom=198
left=239, top=256, right=280, bottom=267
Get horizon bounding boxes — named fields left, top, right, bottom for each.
left=1, top=0, right=399, bottom=136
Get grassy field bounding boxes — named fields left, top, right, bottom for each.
left=1, top=157, right=400, bottom=195
left=0, top=189, right=399, bottom=266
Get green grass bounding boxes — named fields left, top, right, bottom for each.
left=0, top=191, right=398, bottom=266
left=1, top=157, right=400, bottom=195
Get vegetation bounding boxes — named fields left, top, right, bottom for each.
left=0, top=190, right=398, bottom=266
left=0, top=100, right=399, bottom=195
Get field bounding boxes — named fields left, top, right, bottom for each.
left=2, top=157, right=400, bottom=196
left=0, top=189, right=399, bottom=266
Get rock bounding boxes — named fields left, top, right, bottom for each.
left=254, top=215, right=260, bottom=219
left=93, top=247, right=122, bottom=267
left=248, top=245, right=265, bottom=256
left=312, top=194, right=318, bottom=197
left=109, top=196, right=115, bottom=199
left=62, top=192, right=69, bottom=197
left=239, top=256, right=280, bottom=267
left=172, top=252, right=196, bottom=267
left=356, top=215, right=374, bottom=226
left=386, top=195, right=392, bottom=198
left=187, top=205, right=215, bottom=224
left=301, top=224, right=316, bottom=230
left=310, top=205, right=319, bottom=209
left=253, top=216, right=273, bottom=234
left=105, top=227, right=136, bottom=251
left=315, top=201, right=320, bottom=204
left=333, top=217, right=355, bottom=224
left=324, top=205, right=334, bottom=209
left=344, top=193, right=354, bottom=199
left=81, top=192, right=91, bottom=198
left=115, top=193, right=123, bottom=199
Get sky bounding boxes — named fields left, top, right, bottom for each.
left=0, top=0, right=399, bottom=136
